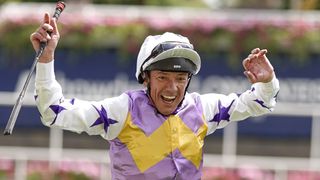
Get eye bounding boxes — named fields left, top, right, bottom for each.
left=157, top=75, right=167, bottom=81
left=177, top=76, right=188, bottom=83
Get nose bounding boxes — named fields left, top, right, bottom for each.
left=166, top=78, right=178, bottom=92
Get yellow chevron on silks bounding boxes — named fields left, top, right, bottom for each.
left=118, top=113, right=208, bottom=172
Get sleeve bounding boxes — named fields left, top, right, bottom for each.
left=201, top=76, right=280, bottom=135
left=34, top=60, right=128, bottom=140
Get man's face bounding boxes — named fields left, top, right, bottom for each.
left=146, top=70, right=189, bottom=116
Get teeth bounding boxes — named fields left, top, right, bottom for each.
left=162, top=95, right=175, bottom=100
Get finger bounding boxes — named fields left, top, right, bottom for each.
left=39, top=13, right=52, bottom=41
left=244, top=71, right=257, bottom=84
left=257, top=49, right=274, bottom=71
left=41, top=23, right=53, bottom=33
left=30, top=32, right=42, bottom=50
left=50, top=17, right=59, bottom=36
left=257, top=49, right=268, bottom=57
left=251, top=48, right=260, bottom=54
left=30, top=32, right=39, bottom=44
left=242, top=58, right=250, bottom=71
left=43, top=12, right=50, bottom=25
left=247, top=54, right=255, bottom=59
left=37, top=26, right=51, bottom=41
left=248, top=53, right=258, bottom=61
left=32, top=30, right=47, bottom=43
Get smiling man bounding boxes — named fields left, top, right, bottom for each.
left=31, top=13, right=280, bottom=180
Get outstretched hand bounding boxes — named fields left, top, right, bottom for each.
left=242, top=48, right=274, bottom=84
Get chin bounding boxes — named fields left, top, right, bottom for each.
left=159, top=108, right=175, bottom=116
left=157, top=102, right=179, bottom=116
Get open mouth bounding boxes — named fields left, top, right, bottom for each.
left=161, top=95, right=176, bottom=104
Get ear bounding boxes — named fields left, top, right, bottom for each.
left=142, top=72, right=149, bottom=86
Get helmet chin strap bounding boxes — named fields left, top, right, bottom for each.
left=143, top=71, right=151, bottom=96
left=178, top=73, right=193, bottom=107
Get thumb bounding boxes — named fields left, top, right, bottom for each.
left=244, top=71, right=257, bottom=84
left=51, top=17, right=59, bottom=36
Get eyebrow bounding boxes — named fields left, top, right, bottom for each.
left=156, top=71, right=188, bottom=76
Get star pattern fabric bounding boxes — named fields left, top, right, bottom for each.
left=90, top=105, right=118, bottom=133
left=209, top=100, right=235, bottom=124
left=49, top=98, right=75, bottom=125
left=70, top=98, right=75, bottom=105
left=34, top=95, right=42, bottom=117
left=274, top=90, right=280, bottom=102
left=49, top=104, right=66, bottom=125
left=254, top=99, right=270, bottom=110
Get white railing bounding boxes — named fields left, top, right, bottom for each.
left=1, top=95, right=320, bottom=179
left=0, top=145, right=319, bottom=180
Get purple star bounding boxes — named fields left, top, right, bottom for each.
left=274, top=90, right=280, bottom=102
left=70, top=98, right=75, bottom=105
left=90, top=105, right=118, bottom=133
left=33, top=95, right=42, bottom=117
left=209, top=100, right=235, bottom=124
left=49, top=104, right=66, bottom=125
left=254, top=99, right=270, bottom=110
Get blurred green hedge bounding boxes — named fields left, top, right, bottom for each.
left=1, top=4, right=320, bottom=68
left=0, top=0, right=207, bottom=7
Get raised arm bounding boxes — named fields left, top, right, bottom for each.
left=31, top=13, right=127, bottom=140
left=201, top=48, right=280, bottom=135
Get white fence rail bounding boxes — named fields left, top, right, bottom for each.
left=0, top=146, right=319, bottom=180
left=1, top=100, right=320, bottom=179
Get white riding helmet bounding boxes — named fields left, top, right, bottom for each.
left=135, top=32, right=201, bottom=83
